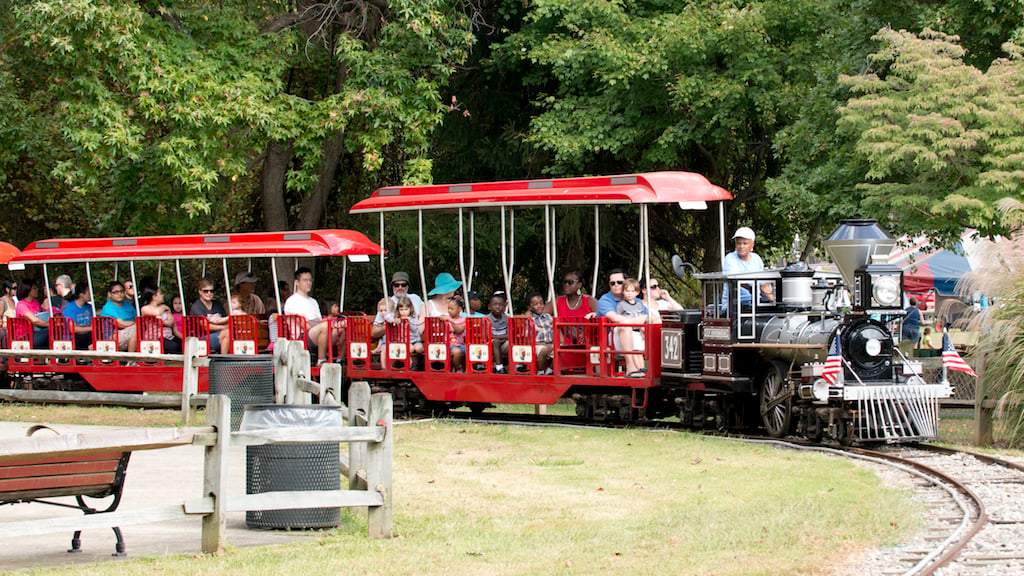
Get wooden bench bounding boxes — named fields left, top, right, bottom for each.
left=0, top=425, right=130, bottom=556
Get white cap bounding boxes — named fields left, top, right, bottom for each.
left=732, top=226, right=755, bottom=241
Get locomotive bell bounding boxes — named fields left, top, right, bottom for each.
left=823, top=219, right=895, bottom=288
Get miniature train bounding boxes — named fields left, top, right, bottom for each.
left=3, top=174, right=952, bottom=444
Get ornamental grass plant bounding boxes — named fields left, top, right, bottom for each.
left=1, top=418, right=918, bottom=576
left=959, top=198, right=1024, bottom=447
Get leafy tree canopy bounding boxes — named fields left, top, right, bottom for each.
left=838, top=28, right=1024, bottom=244
left=0, top=0, right=474, bottom=242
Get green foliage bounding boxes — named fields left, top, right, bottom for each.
left=0, top=0, right=474, bottom=241
left=489, top=0, right=925, bottom=269
left=838, top=28, right=1024, bottom=244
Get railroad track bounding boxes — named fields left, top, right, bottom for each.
left=838, top=444, right=1024, bottom=576
left=437, top=411, right=1024, bottom=575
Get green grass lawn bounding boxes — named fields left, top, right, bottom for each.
left=0, top=405, right=922, bottom=576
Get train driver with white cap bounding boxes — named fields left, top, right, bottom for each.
left=722, top=226, right=774, bottom=304
left=722, top=226, right=765, bottom=274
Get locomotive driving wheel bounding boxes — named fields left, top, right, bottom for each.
left=759, top=361, right=793, bottom=438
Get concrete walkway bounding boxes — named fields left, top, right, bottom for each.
left=0, top=421, right=327, bottom=571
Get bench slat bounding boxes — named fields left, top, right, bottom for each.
left=0, top=473, right=118, bottom=496
left=0, top=458, right=122, bottom=481
left=0, top=484, right=116, bottom=503
left=0, top=451, right=124, bottom=469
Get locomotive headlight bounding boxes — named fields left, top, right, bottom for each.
left=872, top=275, right=900, bottom=307
left=864, top=338, right=882, bottom=357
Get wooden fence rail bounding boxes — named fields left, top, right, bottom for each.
left=0, top=384, right=393, bottom=553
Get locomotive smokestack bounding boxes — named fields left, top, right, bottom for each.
left=823, top=219, right=895, bottom=287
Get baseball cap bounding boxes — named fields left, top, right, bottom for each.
left=234, top=272, right=259, bottom=286
left=732, top=227, right=756, bottom=241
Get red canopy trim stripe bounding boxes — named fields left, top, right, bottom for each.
left=11, top=230, right=383, bottom=265
left=349, top=171, right=732, bottom=214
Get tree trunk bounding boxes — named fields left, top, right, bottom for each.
left=296, top=131, right=346, bottom=230
left=262, top=141, right=295, bottom=231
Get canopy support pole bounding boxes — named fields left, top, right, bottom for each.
left=379, top=213, right=388, bottom=304
left=175, top=260, right=185, bottom=317
left=222, top=260, right=232, bottom=315
left=544, top=205, right=557, bottom=312
left=592, top=207, right=600, bottom=297
left=42, top=265, right=51, bottom=309
left=500, top=207, right=515, bottom=313
left=637, top=206, right=645, bottom=281
left=271, top=257, right=282, bottom=313
left=458, top=208, right=467, bottom=302
left=719, top=201, right=726, bottom=267
left=85, top=262, right=94, bottom=306
left=468, top=212, right=476, bottom=292
left=642, top=205, right=653, bottom=322
left=418, top=210, right=426, bottom=303
left=129, top=262, right=140, bottom=317
left=340, top=259, right=347, bottom=311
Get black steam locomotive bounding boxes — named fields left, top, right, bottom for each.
left=657, top=219, right=952, bottom=443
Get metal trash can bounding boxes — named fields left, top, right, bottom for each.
left=208, top=355, right=275, bottom=431
left=241, top=404, right=343, bottom=529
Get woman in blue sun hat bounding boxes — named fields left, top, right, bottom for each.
left=423, top=272, right=463, bottom=319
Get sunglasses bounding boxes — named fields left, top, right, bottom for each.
left=562, top=279, right=577, bottom=285
left=609, top=280, right=624, bottom=285
left=649, top=284, right=660, bottom=289
left=200, top=289, right=214, bottom=293
left=392, top=282, right=408, bottom=288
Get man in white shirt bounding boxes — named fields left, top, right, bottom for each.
left=284, top=267, right=338, bottom=365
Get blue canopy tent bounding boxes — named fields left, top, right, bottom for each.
left=894, top=245, right=971, bottom=296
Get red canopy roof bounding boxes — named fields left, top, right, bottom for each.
left=0, top=242, right=21, bottom=265
left=349, top=171, right=731, bottom=214
left=11, top=229, right=382, bottom=265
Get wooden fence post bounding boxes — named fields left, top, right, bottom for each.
left=974, top=355, right=993, bottom=447
left=201, top=395, right=230, bottom=554
left=320, top=363, right=342, bottom=406
left=366, top=392, right=393, bottom=538
left=273, top=341, right=290, bottom=404
left=348, top=381, right=370, bottom=490
left=287, top=341, right=311, bottom=404
left=181, top=337, right=200, bottom=424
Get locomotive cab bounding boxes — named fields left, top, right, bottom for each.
left=693, top=271, right=782, bottom=391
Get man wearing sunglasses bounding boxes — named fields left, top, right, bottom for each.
left=371, top=271, right=424, bottom=339
left=100, top=280, right=138, bottom=352
left=596, top=269, right=649, bottom=364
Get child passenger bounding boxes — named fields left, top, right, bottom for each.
left=447, top=295, right=467, bottom=372
left=525, top=292, right=553, bottom=375
left=371, top=297, right=393, bottom=357
left=323, top=299, right=341, bottom=318
left=385, top=295, right=423, bottom=367
left=615, top=278, right=648, bottom=377
left=488, top=292, right=510, bottom=373
left=170, top=295, right=184, bottom=337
